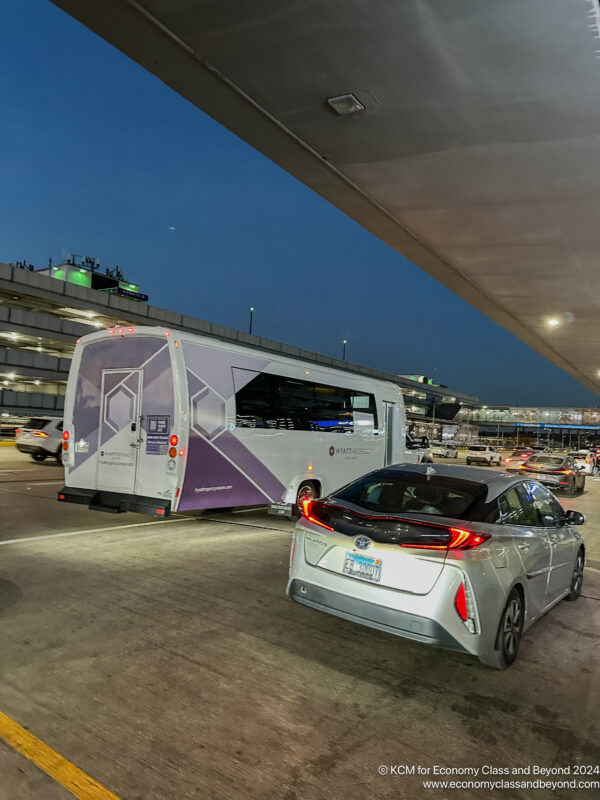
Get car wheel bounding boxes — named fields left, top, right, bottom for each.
left=32, top=452, right=47, bottom=462
left=479, top=588, right=523, bottom=670
left=565, top=549, right=584, bottom=601
left=294, top=481, right=319, bottom=517
left=466, top=459, right=471, bottom=465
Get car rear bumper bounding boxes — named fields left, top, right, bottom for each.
left=58, top=486, right=171, bottom=517
left=528, top=474, right=569, bottom=487
left=17, top=443, right=49, bottom=455
left=288, top=578, right=467, bottom=652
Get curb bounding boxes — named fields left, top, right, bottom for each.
left=0, top=441, right=16, bottom=447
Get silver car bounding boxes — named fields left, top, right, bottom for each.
left=15, top=417, right=64, bottom=462
left=431, top=442, right=459, bottom=459
left=287, top=464, right=585, bottom=669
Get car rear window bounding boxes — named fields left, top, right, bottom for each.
left=469, top=445, right=487, bottom=451
left=528, top=456, right=565, bottom=466
left=334, top=472, right=485, bottom=519
left=24, top=418, right=50, bottom=430
left=510, top=449, right=531, bottom=457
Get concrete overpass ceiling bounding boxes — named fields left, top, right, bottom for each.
left=52, top=0, right=600, bottom=394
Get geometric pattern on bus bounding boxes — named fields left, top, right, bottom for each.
left=104, top=384, right=136, bottom=434
left=190, top=382, right=226, bottom=441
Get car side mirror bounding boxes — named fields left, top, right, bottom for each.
left=578, top=464, right=587, bottom=471
left=541, top=514, right=559, bottom=527
left=565, top=509, right=586, bottom=525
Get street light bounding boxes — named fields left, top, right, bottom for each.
left=342, top=339, right=347, bottom=360
left=249, top=306, right=255, bottom=335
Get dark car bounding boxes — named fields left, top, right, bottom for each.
left=504, top=448, right=534, bottom=472
left=517, top=454, right=585, bottom=495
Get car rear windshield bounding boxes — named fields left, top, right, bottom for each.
left=528, top=456, right=565, bottom=466
left=510, top=449, right=531, bottom=457
left=24, top=418, right=50, bottom=430
left=569, top=453, right=587, bottom=459
left=469, top=445, right=487, bottom=451
left=334, top=472, right=486, bottom=519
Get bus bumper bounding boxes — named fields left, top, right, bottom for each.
left=58, top=486, right=171, bottom=517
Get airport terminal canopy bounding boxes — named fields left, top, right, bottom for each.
left=53, top=0, right=600, bottom=395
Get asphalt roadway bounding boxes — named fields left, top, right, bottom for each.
left=0, top=446, right=598, bottom=800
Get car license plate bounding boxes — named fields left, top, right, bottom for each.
left=343, top=552, right=382, bottom=583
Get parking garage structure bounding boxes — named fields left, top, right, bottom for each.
left=0, top=259, right=475, bottom=431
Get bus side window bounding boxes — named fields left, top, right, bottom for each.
left=235, top=372, right=378, bottom=434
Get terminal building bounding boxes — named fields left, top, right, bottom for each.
left=0, top=258, right=477, bottom=433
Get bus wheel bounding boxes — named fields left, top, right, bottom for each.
left=295, top=481, right=319, bottom=517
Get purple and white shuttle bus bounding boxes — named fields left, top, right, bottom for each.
left=59, top=326, right=415, bottom=517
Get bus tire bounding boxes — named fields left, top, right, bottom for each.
left=294, top=481, right=319, bottom=517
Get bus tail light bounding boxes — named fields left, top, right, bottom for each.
left=169, top=447, right=177, bottom=458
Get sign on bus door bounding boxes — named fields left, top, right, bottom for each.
left=96, top=369, right=142, bottom=492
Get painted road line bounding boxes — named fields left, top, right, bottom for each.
left=0, top=709, right=122, bottom=800
left=205, top=516, right=291, bottom=533
left=0, top=516, right=193, bottom=546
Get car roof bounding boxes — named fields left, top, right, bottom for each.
left=372, top=463, right=523, bottom=502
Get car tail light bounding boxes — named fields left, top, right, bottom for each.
left=400, top=526, right=491, bottom=550
left=504, top=458, right=510, bottom=463
left=454, top=580, right=478, bottom=633
left=301, top=498, right=334, bottom=531
left=455, top=582, right=468, bottom=620
left=560, top=469, right=574, bottom=475
left=58, top=493, right=65, bottom=501
left=33, top=431, right=50, bottom=437
left=302, top=500, right=490, bottom=548
left=15, top=429, right=23, bottom=435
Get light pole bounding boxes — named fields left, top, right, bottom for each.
left=342, top=339, right=347, bottom=360
left=249, top=306, right=255, bottom=335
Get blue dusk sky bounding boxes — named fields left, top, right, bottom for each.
left=1, top=0, right=598, bottom=408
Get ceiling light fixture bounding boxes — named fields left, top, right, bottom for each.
left=547, top=317, right=560, bottom=327
left=326, top=93, right=365, bottom=116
